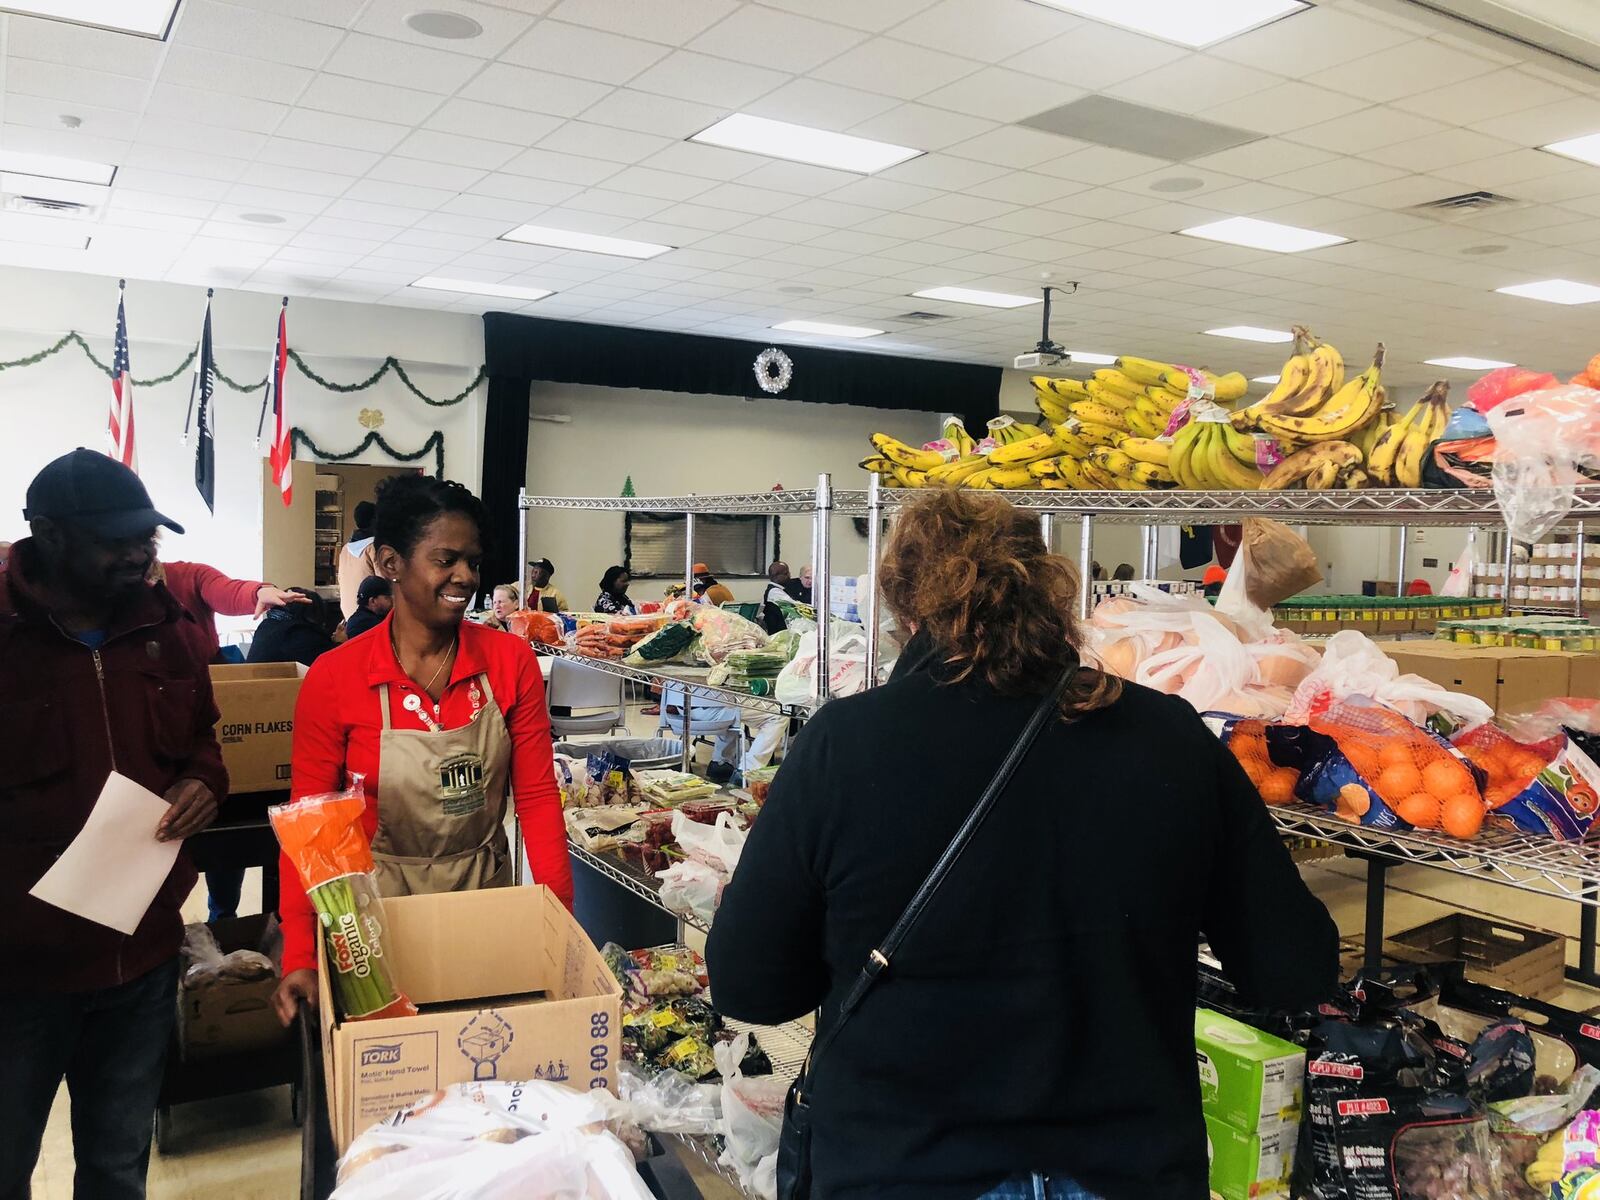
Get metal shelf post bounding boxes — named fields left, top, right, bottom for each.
left=681, top=509, right=695, bottom=772
left=813, top=472, right=834, bottom=704
left=516, top=486, right=529, bottom=607
left=1395, top=524, right=1408, bottom=589
left=1577, top=524, right=1588, bottom=618
left=865, top=473, right=884, bottom=688
left=1078, top=514, right=1094, bottom=619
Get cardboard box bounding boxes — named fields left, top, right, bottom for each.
left=1571, top=655, right=1600, bottom=700
left=1196, top=1009, right=1305, bottom=1132
left=1205, top=1112, right=1293, bottom=1200
left=209, top=663, right=307, bottom=794
left=1374, top=641, right=1581, bottom=720
left=1377, top=642, right=1500, bottom=714
left=319, top=886, right=622, bottom=1154
left=177, top=913, right=289, bottom=1061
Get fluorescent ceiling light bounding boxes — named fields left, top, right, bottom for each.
left=1205, top=325, right=1294, bottom=343
left=773, top=319, right=884, bottom=339
left=0, top=211, right=92, bottom=249
left=0, top=1, right=178, bottom=37
left=411, top=276, right=554, bottom=303
left=1252, top=374, right=1280, bottom=384
left=500, top=223, right=672, bottom=259
left=911, top=285, right=1040, bottom=308
left=1425, top=356, right=1514, bottom=370
left=1543, top=133, right=1600, bottom=167
left=1497, top=279, right=1600, bottom=306
left=1027, top=0, right=1307, bottom=48
left=691, top=113, right=922, bottom=174
left=1067, top=351, right=1117, bottom=365
left=1181, top=216, right=1346, bottom=253
left=0, top=149, right=115, bottom=186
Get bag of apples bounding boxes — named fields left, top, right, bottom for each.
left=1304, top=696, right=1488, bottom=839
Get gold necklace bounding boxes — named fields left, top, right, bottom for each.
left=393, top=629, right=457, bottom=697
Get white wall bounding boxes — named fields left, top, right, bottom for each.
left=523, top=383, right=941, bottom=608
left=0, top=265, right=486, bottom=590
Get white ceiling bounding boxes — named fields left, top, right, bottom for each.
left=3, top=0, right=1600, bottom=387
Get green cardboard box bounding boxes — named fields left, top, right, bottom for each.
left=1205, top=1112, right=1292, bottom=1200
left=1195, top=1009, right=1305, bottom=1130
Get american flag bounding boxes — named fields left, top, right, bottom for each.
left=107, top=280, right=136, bottom=471
left=267, top=300, right=291, bottom=506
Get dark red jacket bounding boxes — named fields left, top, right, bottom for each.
left=162, top=560, right=263, bottom=662
left=0, top=539, right=229, bottom=994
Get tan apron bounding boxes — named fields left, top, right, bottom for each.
left=370, top=672, right=514, bottom=897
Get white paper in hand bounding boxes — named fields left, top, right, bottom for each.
left=30, top=772, right=180, bottom=934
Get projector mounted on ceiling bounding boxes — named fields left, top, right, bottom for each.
left=1013, top=281, right=1079, bottom=371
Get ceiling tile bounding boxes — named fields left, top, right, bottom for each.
left=1194, top=181, right=1317, bottom=216
left=1305, top=38, right=1502, bottom=104
left=5, top=14, right=165, bottom=77
left=274, top=109, right=411, bottom=153
left=628, top=50, right=789, bottom=107
left=153, top=45, right=314, bottom=104
left=1209, top=5, right=1413, bottom=74
left=577, top=89, right=727, bottom=138
left=544, top=0, right=741, bottom=46
left=5, top=58, right=155, bottom=112
left=1391, top=67, right=1578, bottom=126
left=392, top=129, right=521, bottom=170
left=256, top=137, right=380, bottom=176
left=648, top=202, right=751, bottom=232
left=1109, top=54, right=1282, bottom=113
left=1005, top=23, right=1186, bottom=91
left=564, top=188, right=675, bottom=218
left=1190, top=138, right=1339, bottom=179
left=238, top=162, right=358, bottom=198
left=499, top=20, right=671, bottom=84
left=1433, top=148, right=1585, bottom=190
left=0, top=94, right=140, bottom=140
left=1288, top=105, right=1450, bottom=155
left=880, top=152, right=1009, bottom=190
left=498, top=147, right=622, bottom=185
left=121, top=144, right=249, bottom=182
left=963, top=170, right=1082, bottom=206
left=890, top=0, right=1076, bottom=63
left=736, top=160, right=859, bottom=195
left=342, top=179, right=457, bottom=210
left=221, top=0, right=365, bottom=24
left=745, top=78, right=902, bottom=128
left=319, top=198, right=426, bottom=228
left=459, top=64, right=615, bottom=116
left=172, top=1, right=342, bottom=69
left=845, top=103, right=996, bottom=152
left=537, top=121, right=675, bottom=165
left=825, top=175, right=944, bottom=210
left=368, top=157, right=488, bottom=191
left=1362, top=128, right=1522, bottom=173
left=118, top=169, right=233, bottom=200
left=920, top=67, right=1083, bottom=124
left=945, top=126, right=1079, bottom=168
left=1035, top=145, right=1172, bottom=185
left=352, top=0, right=538, bottom=57
left=689, top=6, right=865, bottom=73
left=1472, top=95, right=1600, bottom=147
left=471, top=172, right=586, bottom=204
left=296, top=75, right=443, bottom=126
left=905, top=192, right=1016, bottom=223
left=638, top=141, right=766, bottom=181
left=322, top=33, right=484, bottom=95
left=854, top=211, right=958, bottom=239
left=142, top=85, right=289, bottom=135
left=773, top=196, right=879, bottom=227
left=600, top=166, right=717, bottom=201
left=422, top=99, right=564, bottom=147
left=811, top=37, right=978, bottom=100
left=1200, top=81, right=1370, bottom=137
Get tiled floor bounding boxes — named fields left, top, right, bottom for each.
left=30, top=702, right=1600, bottom=1196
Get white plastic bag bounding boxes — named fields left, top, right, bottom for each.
left=1441, top=536, right=1479, bottom=598
left=670, top=810, right=746, bottom=875
left=611, top=1062, right=722, bottom=1136
left=715, top=1034, right=786, bottom=1200
left=1486, top=383, right=1600, bottom=543
left=775, top=625, right=873, bottom=703
left=1135, top=612, right=1254, bottom=712
left=1284, top=629, right=1493, bottom=728
left=655, top=860, right=723, bottom=924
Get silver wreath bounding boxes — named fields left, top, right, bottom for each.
left=753, top=347, right=794, bottom=394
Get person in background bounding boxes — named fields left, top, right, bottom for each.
left=271, top=474, right=573, bottom=1026
left=1, top=449, right=225, bottom=1200
left=694, top=563, right=734, bottom=606
left=707, top=488, right=1337, bottom=1200
left=659, top=684, right=786, bottom=785
left=154, top=559, right=308, bottom=663
left=761, top=560, right=792, bottom=633
left=0, top=540, right=11, bottom=569
left=1202, top=564, right=1227, bottom=600
left=1113, top=563, right=1136, bottom=582
left=1091, top=560, right=1106, bottom=582
left=595, top=565, right=636, bottom=614
left=246, top=587, right=337, bottom=668
left=338, top=499, right=379, bottom=618
left=492, top=582, right=520, bottom=623
left=529, top=557, right=568, bottom=612
left=343, top=575, right=392, bottom=641
left=786, top=562, right=814, bottom=605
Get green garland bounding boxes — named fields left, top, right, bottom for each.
left=290, top=428, right=445, bottom=478
left=0, top=329, right=484, bottom=405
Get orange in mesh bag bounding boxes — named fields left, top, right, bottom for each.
left=1453, top=724, right=1564, bottom=810
left=1310, top=697, right=1487, bottom=839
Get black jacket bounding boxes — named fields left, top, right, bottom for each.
left=343, top=605, right=383, bottom=642
left=247, top=608, right=334, bottom=667
left=707, top=637, right=1337, bottom=1200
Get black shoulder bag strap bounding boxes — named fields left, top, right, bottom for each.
left=775, top=668, right=1075, bottom=1200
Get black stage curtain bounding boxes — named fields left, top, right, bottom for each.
left=479, top=313, right=1004, bottom=596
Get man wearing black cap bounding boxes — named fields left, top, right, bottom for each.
left=0, top=449, right=227, bottom=1199
left=528, top=556, right=568, bottom=612
left=342, top=574, right=393, bottom=641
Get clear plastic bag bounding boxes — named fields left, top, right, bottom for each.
left=1486, top=383, right=1600, bottom=543
left=180, top=921, right=277, bottom=988
left=1286, top=629, right=1494, bottom=729
left=655, top=860, right=723, bottom=925
left=774, top=625, right=873, bottom=703
left=612, top=1061, right=722, bottom=1136
left=671, top=810, right=745, bottom=875
left=715, top=1035, right=786, bottom=1200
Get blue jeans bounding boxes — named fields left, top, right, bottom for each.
left=204, top=868, right=245, bottom=922
left=979, top=1176, right=1101, bottom=1200
left=0, top=958, right=178, bottom=1200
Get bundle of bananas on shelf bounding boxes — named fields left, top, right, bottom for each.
left=1168, top=418, right=1264, bottom=490
left=1365, top=381, right=1451, bottom=488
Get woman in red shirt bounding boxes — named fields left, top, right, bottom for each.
left=270, top=475, right=573, bottom=1024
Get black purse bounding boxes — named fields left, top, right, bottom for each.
left=775, top=670, right=1073, bottom=1200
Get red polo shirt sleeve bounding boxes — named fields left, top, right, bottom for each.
left=503, top=638, right=574, bottom=909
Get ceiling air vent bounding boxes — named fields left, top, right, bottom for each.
left=1409, top=190, right=1523, bottom=217
left=890, top=311, right=953, bottom=323
left=5, top=194, right=92, bottom=217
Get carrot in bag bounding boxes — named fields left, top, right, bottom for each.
left=269, top=775, right=416, bottom=1021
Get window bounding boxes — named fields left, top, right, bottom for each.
left=624, top=513, right=776, bottom=578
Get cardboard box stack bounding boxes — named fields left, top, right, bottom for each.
left=1196, top=1009, right=1305, bottom=1200
left=209, top=662, right=307, bottom=794
left=1374, top=640, right=1600, bottom=721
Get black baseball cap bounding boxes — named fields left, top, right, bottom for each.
left=529, top=556, right=554, bottom=575
left=24, top=448, right=184, bottom=538
left=356, top=575, right=392, bottom=605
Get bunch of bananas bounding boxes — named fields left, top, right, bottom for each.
left=1366, top=381, right=1450, bottom=488
left=1169, top=419, right=1264, bottom=490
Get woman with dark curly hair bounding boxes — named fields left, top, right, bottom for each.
left=270, top=475, right=574, bottom=1025
left=707, top=489, right=1336, bottom=1200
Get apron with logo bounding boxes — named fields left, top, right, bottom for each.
left=370, top=672, right=513, bottom=897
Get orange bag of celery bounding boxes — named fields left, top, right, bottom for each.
left=1309, top=697, right=1487, bottom=839
left=269, top=777, right=417, bottom=1021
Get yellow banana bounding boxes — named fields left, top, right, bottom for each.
left=964, top=467, right=996, bottom=490
left=1204, top=371, right=1248, bottom=403
left=1168, top=421, right=1206, bottom=490
left=942, top=416, right=976, bottom=457
left=1219, top=421, right=1261, bottom=468
left=1052, top=428, right=1094, bottom=459
left=1078, top=462, right=1119, bottom=490
left=1068, top=400, right=1128, bottom=430
left=1140, top=386, right=1181, bottom=415
left=1090, top=369, right=1145, bottom=401
left=987, top=430, right=1061, bottom=466
left=1056, top=456, right=1086, bottom=489
left=1035, top=391, right=1072, bottom=426
left=1252, top=344, right=1384, bottom=448
left=1116, top=355, right=1181, bottom=390
left=986, top=416, right=1021, bottom=445
left=1092, top=447, right=1137, bottom=477
left=889, top=464, right=928, bottom=488
left=870, top=432, right=946, bottom=471
left=1305, top=459, right=1340, bottom=490
left=988, top=464, right=1037, bottom=489
left=1027, top=456, right=1063, bottom=479
left=1205, top=425, right=1264, bottom=490
left=1123, top=407, right=1162, bottom=439
left=926, top=455, right=989, bottom=486
left=1046, top=377, right=1090, bottom=402
left=1128, top=461, right=1174, bottom=487
left=1340, top=466, right=1370, bottom=489
left=1365, top=400, right=1418, bottom=486
left=1394, top=383, right=1451, bottom=487
left=859, top=455, right=895, bottom=474
left=1120, top=437, right=1171, bottom=467
left=1260, top=441, right=1363, bottom=490
left=1084, top=380, right=1139, bottom=412
left=1075, top=422, right=1127, bottom=449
